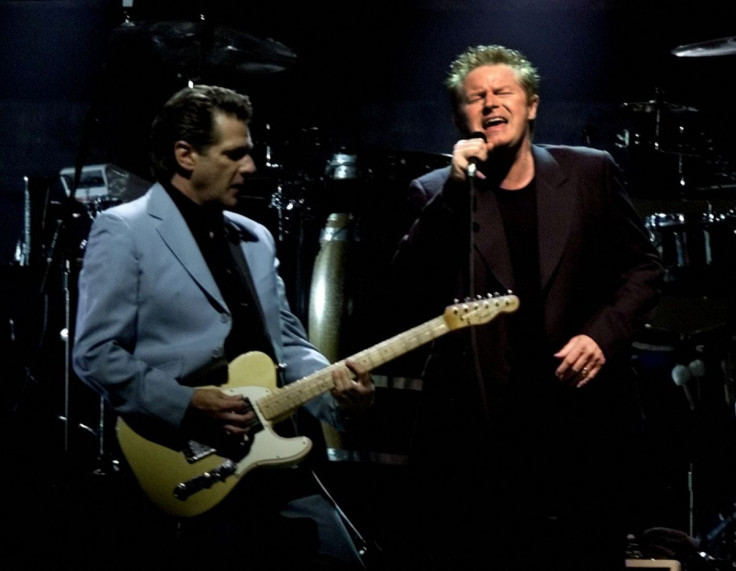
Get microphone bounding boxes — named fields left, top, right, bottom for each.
left=671, top=363, right=695, bottom=411
left=466, top=131, right=487, bottom=178
left=687, top=358, right=705, bottom=379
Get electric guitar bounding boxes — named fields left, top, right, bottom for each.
left=117, top=294, right=519, bottom=517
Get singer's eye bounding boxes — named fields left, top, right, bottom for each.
left=465, top=92, right=484, bottom=104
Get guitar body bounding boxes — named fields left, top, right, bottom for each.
left=117, top=351, right=312, bottom=518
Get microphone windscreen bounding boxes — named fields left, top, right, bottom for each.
left=671, top=364, right=691, bottom=386
left=688, top=359, right=706, bottom=378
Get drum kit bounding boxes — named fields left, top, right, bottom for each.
left=623, top=38, right=736, bottom=562
left=615, top=38, right=736, bottom=296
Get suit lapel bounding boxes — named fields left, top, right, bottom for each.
left=147, top=184, right=227, bottom=309
left=534, top=146, right=574, bottom=291
left=472, top=146, right=574, bottom=293
left=225, top=223, right=278, bottom=353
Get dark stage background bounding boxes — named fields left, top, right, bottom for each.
left=2, top=1, right=736, bottom=568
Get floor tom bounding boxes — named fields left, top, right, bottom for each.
left=645, top=210, right=736, bottom=287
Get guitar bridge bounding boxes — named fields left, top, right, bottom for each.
left=173, top=459, right=238, bottom=501
left=182, top=440, right=217, bottom=463
left=180, top=398, right=263, bottom=464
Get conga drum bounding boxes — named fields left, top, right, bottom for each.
left=308, top=212, right=362, bottom=363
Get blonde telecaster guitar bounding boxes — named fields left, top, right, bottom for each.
left=117, top=294, right=519, bottom=517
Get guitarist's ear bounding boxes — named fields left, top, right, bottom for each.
left=174, top=140, right=197, bottom=176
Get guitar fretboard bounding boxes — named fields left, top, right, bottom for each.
left=257, top=315, right=450, bottom=422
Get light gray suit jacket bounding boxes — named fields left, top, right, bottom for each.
left=72, top=183, right=339, bottom=430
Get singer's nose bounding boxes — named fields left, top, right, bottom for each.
left=483, top=92, right=500, bottom=108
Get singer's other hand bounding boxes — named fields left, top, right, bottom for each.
left=553, top=334, right=605, bottom=388
left=450, top=134, right=489, bottom=181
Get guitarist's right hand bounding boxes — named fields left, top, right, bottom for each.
left=190, top=387, right=255, bottom=436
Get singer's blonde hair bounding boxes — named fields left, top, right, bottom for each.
left=445, top=44, right=540, bottom=111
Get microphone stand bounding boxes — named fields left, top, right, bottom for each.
left=467, top=169, right=491, bottom=424
left=467, top=168, right=478, bottom=299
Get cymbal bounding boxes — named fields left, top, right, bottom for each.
left=621, top=100, right=699, bottom=113
left=672, top=36, right=736, bottom=57
left=205, top=26, right=297, bottom=74
left=111, top=20, right=297, bottom=76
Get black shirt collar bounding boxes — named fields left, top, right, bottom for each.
left=162, top=180, right=226, bottom=239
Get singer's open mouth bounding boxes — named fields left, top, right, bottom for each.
left=483, top=117, right=507, bottom=128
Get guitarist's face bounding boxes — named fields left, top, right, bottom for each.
left=177, top=112, right=256, bottom=208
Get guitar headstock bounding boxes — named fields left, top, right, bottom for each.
left=442, top=293, right=520, bottom=330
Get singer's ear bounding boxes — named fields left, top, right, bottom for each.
left=527, top=94, right=540, bottom=121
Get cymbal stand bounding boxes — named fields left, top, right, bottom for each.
left=653, top=107, right=662, bottom=152
left=40, top=211, right=73, bottom=453
left=60, top=257, right=72, bottom=454
left=652, top=87, right=665, bottom=152
left=688, top=460, right=695, bottom=537
left=45, top=214, right=97, bottom=456
left=43, top=191, right=112, bottom=470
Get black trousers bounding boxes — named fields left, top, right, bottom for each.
left=176, top=467, right=366, bottom=570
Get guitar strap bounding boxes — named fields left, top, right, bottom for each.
left=224, top=222, right=279, bottom=369
left=310, top=468, right=373, bottom=562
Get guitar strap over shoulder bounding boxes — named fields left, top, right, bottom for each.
left=224, top=223, right=278, bottom=366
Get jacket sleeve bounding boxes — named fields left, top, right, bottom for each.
left=577, top=151, right=665, bottom=360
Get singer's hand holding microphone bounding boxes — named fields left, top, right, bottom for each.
left=451, top=131, right=488, bottom=181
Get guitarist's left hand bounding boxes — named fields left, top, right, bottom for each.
left=330, top=358, right=375, bottom=416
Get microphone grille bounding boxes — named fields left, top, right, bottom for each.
left=688, top=359, right=706, bottom=378
left=671, top=364, right=691, bottom=386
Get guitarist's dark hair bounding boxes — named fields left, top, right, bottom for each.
left=149, top=84, right=253, bottom=184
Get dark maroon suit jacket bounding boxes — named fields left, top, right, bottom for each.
left=391, top=144, right=664, bottom=469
